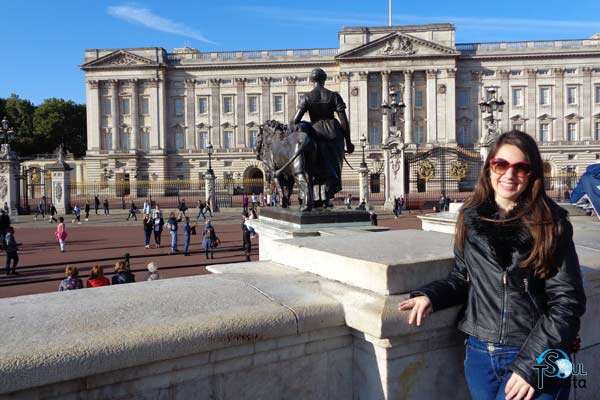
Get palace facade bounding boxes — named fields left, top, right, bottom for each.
left=81, top=23, right=600, bottom=190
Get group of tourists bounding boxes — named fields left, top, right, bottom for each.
left=58, top=259, right=160, bottom=291
left=242, top=192, right=278, bottom=211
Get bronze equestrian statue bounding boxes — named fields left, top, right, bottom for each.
left=256, top=68, right=354, bottom=212
left=292, top=68, right=354, bottom=208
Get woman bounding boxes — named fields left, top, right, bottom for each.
left=58, top=265, right=83, bottom=291
left=152, top=211, right=164, bottom=248
left=55, top=216, right=67, bottom=252
left=166, top=212, right=182, bottom=253
left=398, top=131, right=586, bottom=400
left=202, top=220, right=217, bottom=260
left=145, top=261, right=160, bottom=281
left=84, top=200, right=90, bottom=221
left=86, top=265, right=110, bottom=288
left=142, top=213, right=153, bottom=249
left=111, top=260, right=135, bottom=285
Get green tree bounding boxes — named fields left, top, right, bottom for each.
left=33, top=98, right=87, bottom=157
left=2, top=94, right=36, bottom=154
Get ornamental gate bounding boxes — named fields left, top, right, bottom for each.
left=20, top=166, right=52, bottom=214
left=405, top=146, right=483, bottom=209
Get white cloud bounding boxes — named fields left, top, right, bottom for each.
left=108, top=5, right=216, bottom=44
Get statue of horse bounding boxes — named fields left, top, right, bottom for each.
left=255, top=120, right=317, bottom=211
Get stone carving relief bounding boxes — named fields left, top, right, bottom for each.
left=54, top=182, right=63, bottom=203
left=0, top=164, right=8, bottom=173
left=380, top=37, right=416, bottom=56
left=0, top=176, right=7, bottom=200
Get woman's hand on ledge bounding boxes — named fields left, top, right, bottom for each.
left=505, top=372, right=535, bottom=400
left=398, top=296, right=432, bottom=327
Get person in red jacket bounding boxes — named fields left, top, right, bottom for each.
left=86, top=265, right=110, bottom=288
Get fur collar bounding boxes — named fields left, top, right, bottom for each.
left=463, top=201, right=533, bottom=269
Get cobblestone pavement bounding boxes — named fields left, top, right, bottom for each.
left=0, top=207, right=422, bottom=299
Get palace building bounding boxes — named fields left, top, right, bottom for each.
left=80, top=23, right=600, bottom=197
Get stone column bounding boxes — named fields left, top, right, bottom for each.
left=582, top=67, right=593, bottom=139
left=0, top=148, right=20, bottom=216
left=426, top=69, right=438, bottom=143
left=260, top=77, right=271, bottom=121
left=236, top=78, right=247, bottom=147
left=553, top=68, right=565, bottom=141
left=525, top=69, right=537, bottom=135
left=286, top=76, right=297, bottom=125
left=471, top=71, right=483, bottom=144
left=338, top=72, right=353, bottom=141
left=110, top=80, right=119, bottom=151
left=446, top=68, right=457, bottom=143
left=147, top=78, right=161, bottom=151
left=357, top=72, right=369, bottom=144
left=86, top=80, right=101, bottom=152
left=404, top=70, right=414, bottom=144
left=47, top=161, right=72, bottom=215
left=205, top=170, right=219, bottom=212
left=76, top=163, right=84, bottom=195
left=498, top=70, right=510, bottom=134
left=209, top=79, right=221, bottom=148
left=359, top=164, right=369, bottom=209
left=157, top=71, right=168, bottom=154
left=185, top=79, right=196, bottom=150
left=381, top=71, right=390, bottom=141
left=130, top=79, right=139, bottom=151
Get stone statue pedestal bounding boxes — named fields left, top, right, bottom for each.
left=46, top=157, right=72, bottom=215
left=260, top=207, right=371, bottom=228
left=0, top=145, right=20, bottom=216
left=204, top=171, right=219, bottom=213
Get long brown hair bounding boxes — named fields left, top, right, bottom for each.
left=89, top=265, right=104, bottom=280
left=455, top=130, right=566, bottom=278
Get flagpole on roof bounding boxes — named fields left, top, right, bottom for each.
left=388, top=0, right=392, bottom=26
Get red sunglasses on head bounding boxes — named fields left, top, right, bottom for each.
left=489, top=158, right=532, bottom=177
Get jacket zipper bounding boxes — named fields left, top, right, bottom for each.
left=523, top=278, right=542, bottom=317
left=499, top=272, right=508, bottom=344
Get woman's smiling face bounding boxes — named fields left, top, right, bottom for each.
left=489, top=144, right=531, bottom=209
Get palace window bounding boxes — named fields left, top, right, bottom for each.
left=140, top=129, right=150, bottom=151
left=223, top=130, right=233, bottom=148
left=198, top=97, right=208, bottom=114
left=175, top=128, right=185, bottom=150
left=102, top=130, right=112, bottom=150
left=595, top=86, right=600, bottom=104
left=369, top=92, right=379, bottom=110
left=595, top=122, right=600, bottom=140
left=458, top=91, right=468, bottom=108
left=539, top=123, right=549, bottom=142
left=415, top=91, right=423, bottom=109
left=140, top=97, right=149, bottom=115
left=198, top=131, right=208, bottom=150
left=567, top=123, right=577, bottom=141
left=249, top=129, right=258, bottom=148
left=457, top=126, right=469, bottom=145
left=512, top=88, right=523, bottom=107
left=273, top=94, right=284, bottom=113
left=174, top=98, right=184, bottom=116
left=248, top=95, right=258, bottom=114
left=223, top=96, right=233, bottom=114
left=120, top=98, right=131, bottom=115
left=120, top=129, right=130, bottom=150
left=539, top=87, right=550, bottom=106
left=102, top=98, right=111, bottom=116
left=567, top=87, right=577, bottom=105
left=368, top=127, right=381, bottom=144
left=415, top=124, right=425, bottom=144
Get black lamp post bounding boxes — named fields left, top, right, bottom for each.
left=359, top=134, right=367, bottom=169
left=381, top=86, right=406, bottom=136
left=0, top=116, right=15, bottom=145
left=478, top=87, right=505, bottom=136
left=206, top=143, right=214, bottom=175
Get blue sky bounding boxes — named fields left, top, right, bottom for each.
left=1, top=0, right=599, bottom=105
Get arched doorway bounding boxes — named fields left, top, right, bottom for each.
left=243, top=167, right=265, bottom=194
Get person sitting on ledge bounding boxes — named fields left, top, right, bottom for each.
left=58, top=265, right=83, bottom=291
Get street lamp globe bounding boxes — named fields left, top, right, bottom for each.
left=1, top=117, right=8, bottom=131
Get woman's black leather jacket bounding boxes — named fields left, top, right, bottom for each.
left=411, top=203, right=586, bottom=387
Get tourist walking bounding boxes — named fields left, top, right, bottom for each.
left=152, top=211, right=164, bottom=248
left=398, top=130, right=586, bottom=400
left=94, top=195, right=100, bottom=214
left=344, top=193, right=352, bottom=209
left=166, top=212, right=182, bottom=253
left=58, top=265, right=83, bottom=291
left=251, top=193, right=257, bottom=209
left=142, top=214, right=153, bottom=249
left=143, top=199, right=151, bottom=216
left=126, top=201, right=138, bottom=221
left=86, top=265, right=110, bottom=288
left=4, top=227, right=19, bottom=275
left=242, top=194, right=249, bottom=213
left=84, top=201, right=90, bottom=221
left=111, top=261, right=135, bottom=284
left=196, top=199, right=206, bottom=220
left=48, top=203, right=57, bottom=223
left=438, top=194, right=446, bottom=213
left=393, top=197, right=400, bottom=218
left=241, top=212, right=255, bottom=262
left=178, top=199, right=188, bottom=217
left=205, top=198, right=213, bottom=218
left=145, top=262, right=160, bottom=281
left=0, top=210, right=10, bottom=243
left=154, top=204, right=163, bottom=218
left=202, top=220, right=217, bottom=259
left=34, top=201, right=45, bottom=220
left=182, top=216, right=195, bottom=256
left=71, top=203, right=82, bottom=224
left=55, top=217, right=67, bottom=252
left=398, top=195, right=405, bottom=215
left=103, top=199, right=110, bottom=216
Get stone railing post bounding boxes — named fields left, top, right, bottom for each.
left=205, top=171, right=218, bottom=212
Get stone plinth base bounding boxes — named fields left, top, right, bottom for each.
left=418, top=212, right=458, bottom=234
left=260, top=207, right=371, bottom=227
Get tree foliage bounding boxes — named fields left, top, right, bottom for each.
left=0, top=95, right=86, bottom=157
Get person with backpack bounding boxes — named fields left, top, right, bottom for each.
left=202, top=220, right=217, bottom=260
left=103, top=199, right=110, bottom=216
left=48, top=203, right=57, bottom=223
left=4, top=226, right=19, bottom=275
left=71, top=203, right=82, bottom=224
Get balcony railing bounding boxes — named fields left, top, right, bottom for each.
left=457, top=38, right=600, bottom=55
left=165, top=48, right=339, bottom=63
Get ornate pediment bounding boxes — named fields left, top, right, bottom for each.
left=510, top=114, right=528, bottom=121
left=565, top=112, right=583, bottom=120
left=81, top=50, right=160, bottom=70
left=538, top=113, right=555, bottom=120
left=336, top=32, right=460, bottom=60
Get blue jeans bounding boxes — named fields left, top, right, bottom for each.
left=183, top=234, right=190, bottom=254
left=170, top=230, right=178, bottom=251
left=464, top=336, right=570, bottom=400
left=144, top=230, right=151, bottom=246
